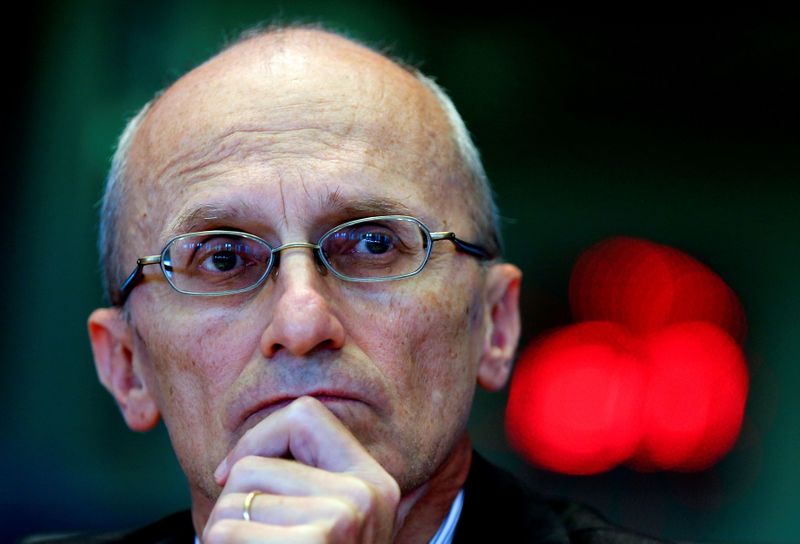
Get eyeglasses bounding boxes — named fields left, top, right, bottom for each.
left=114, top=215, right=493, bottom=306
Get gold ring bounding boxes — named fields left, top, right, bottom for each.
left=242, top=490, right=261, bottom=521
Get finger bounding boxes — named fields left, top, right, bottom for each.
left=219, top=456, right=379, bottom=515
left=223, top=456, right=368, bottom=496
left=215, top=396, right=381, bottom=483
left=209, top=396, right=401, bottom=543
left=207, top=491, right=362, bottom=530
left=203, top=519, right=325, bottom=544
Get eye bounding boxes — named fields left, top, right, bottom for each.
left=324, top=225, right=399, bottom=257
left=356, top=231, right=393, bottom=254
left=167, top=233, right=269, bottom=278
left=194, top=238, right=257, bottom=273
left=163, top=232, right=273, bottom=293
left=211, top=251, right=237, bottom=271
left=195, top=240, right=245, bottom=272
left=318, top=218, right=428, bottom=280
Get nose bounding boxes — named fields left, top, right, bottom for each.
left=259, top=247, right=346, bottom=358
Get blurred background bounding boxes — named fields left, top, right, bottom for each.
left=4, top=4, right=799, bottom=543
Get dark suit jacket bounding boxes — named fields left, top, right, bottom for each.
left=453, top=453, right=666, bottom=543
left=23, top=452, right=666, bottom=543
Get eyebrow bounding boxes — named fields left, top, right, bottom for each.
left=166, top=201, right=265, bottom=236
left=322, top=192, right=417, bottom=220
left=165, top=193, right=419, bottom=238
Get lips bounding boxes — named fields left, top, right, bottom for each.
left=226, top=387, right=372, bottom=433
left=252, top=391, right=363, bottom=417
left=222, top=353, right=392, bottom=437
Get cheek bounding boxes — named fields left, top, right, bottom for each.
left=133, top=302, right=265, bottom=497
left=351, top=272, right=486, bottom=486
left=137, top=303, right=260, bottom=425
left=351, top=272, right=486, bottom=412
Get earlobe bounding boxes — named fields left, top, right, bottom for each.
left=477, top=263, right=522, bottom=392
left=88, top=308, right=160, bottom=432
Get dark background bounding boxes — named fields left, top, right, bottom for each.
left=3, top=5, right=798, bottom=543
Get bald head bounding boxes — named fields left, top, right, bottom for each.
left=100, top=26, right=499, bottom=303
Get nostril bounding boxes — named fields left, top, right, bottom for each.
left=263, top=342, right=284, bottom=358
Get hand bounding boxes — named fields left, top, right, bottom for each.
left=202, top=396, right=402, bottom=543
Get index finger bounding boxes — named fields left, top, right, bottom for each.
left=215, top=395, right=382, bottom=484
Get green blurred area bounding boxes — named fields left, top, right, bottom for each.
left=4, top=5, right=799, bottom=542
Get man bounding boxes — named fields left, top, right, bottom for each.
left=71, top=26, right=661, bottom=543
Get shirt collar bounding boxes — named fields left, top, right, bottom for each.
left=428, top=488, right=464, bottom=544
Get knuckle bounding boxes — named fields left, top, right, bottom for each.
left=228, top=454, right=262, bottom=481
left=204, top=519, right=237, bottom=543
left=346, top=477, right=377, bottom=514
left=218, top=493, right=243, bottom=516
left=327, top=498, right=364, bottom=542
left=381, top=477, right=401, bottom=509
left=331, top=496, right=362, bottom=523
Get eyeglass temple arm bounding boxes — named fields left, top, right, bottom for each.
left=114, top=255, right=162, bottom=306
left=431, top=232, right=494, bottom=261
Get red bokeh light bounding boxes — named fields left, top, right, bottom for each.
left=506, top=323, right=646, bottom=475
left=506, top=237, right=749, bottom=474
left=569, top=237, right=746, bottom=342
left=632, top=322, right=749, bottom=471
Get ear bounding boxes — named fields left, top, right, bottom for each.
left=477, top=263, right=522, bottom=391
left=88, top=308, right=160, bottom=432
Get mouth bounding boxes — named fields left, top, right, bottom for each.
left=238, top=391, right=368, bottom=430
left=224, top=362, right=391, bottom=436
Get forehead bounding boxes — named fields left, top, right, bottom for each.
left=125, top=32, right=467, bottom=243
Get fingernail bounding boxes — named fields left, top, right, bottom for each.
left=214, top=457, right=228, bottom=482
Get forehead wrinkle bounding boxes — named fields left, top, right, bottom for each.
left=152, top=124, right=356, bottom=186
left=163, top=189, right=422, bottom=240
left=141, top=77, right=436, bottom=191
left=277, top=170, right=289, bottom=231
left=126, top=35, right=468, bottom=258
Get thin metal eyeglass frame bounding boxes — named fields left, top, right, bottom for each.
left=113, top=215, right=494, bottom=306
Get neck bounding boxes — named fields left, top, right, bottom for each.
left=190, top=489, right=214, bottom=540
left=393, top=434, right=472, bottom=543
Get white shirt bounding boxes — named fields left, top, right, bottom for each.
left=428, top=489, right=464, bottom=544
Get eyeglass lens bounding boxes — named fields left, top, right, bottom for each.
left=320, top=218, right=428, bottom=280
left=162, top=218, right=430, bottom=294
left=163, top=233, right=272, bottom=294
